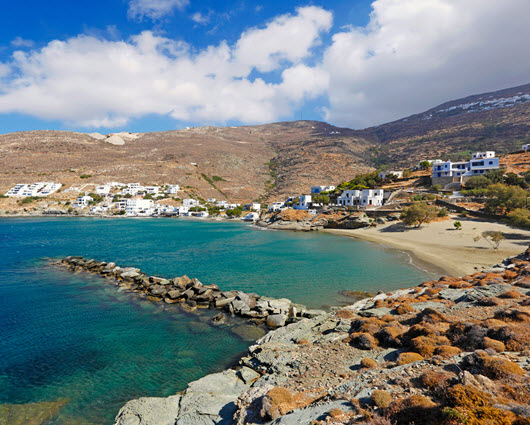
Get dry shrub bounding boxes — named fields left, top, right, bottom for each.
left=327, top=407, right=344, bottom=418
left=360, top=358, right=377, bottom=369
left=376, top=323, right=406, bottom=347
left=410, top=335, right=450, bottom=357
left=415, top=308, right=449, bottom=324
left=371, top=390, right=393, bottom=409
left=395, top=303, right=415, bottom=315
left=381, top=314, right=396, bottom=322
left=397, top=352, right=424, bottom=365
left=425, top=288, right=442, bottom=296
left=419, top=370, right=452, bottom=390
left=481, top=356, right=525, bottom=379
left=387, top=395, right=439, bottom=425
left=489, top=324, right=530, bottom=351
left=352, top=317, right=386, bottom=334
left=445, top=384, right=515, bottom=425
left=434, top=345, right=462, bottom=358
left=336, top=309, right=356, bottom=319
left=296, top=339, right=310, bottom=345
left=494, top=309, right=530, bottom=323
left=374, top=299, right=385, bottom=308
left=503, top=270, right=518, bottom=280
left=520, top=298, right=530, bottom=306
left=482, top=337, right=505, bottom=352
left=350, top=332, right=379, bottom=350
left=261, top=387, right=295, bottom=420
left=499, top=290, right=523, bottom=299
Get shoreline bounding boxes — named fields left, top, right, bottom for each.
left=323, top=215, right=530, bottom=277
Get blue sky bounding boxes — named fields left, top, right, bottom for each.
left=0, top=0, right=528, bottom=134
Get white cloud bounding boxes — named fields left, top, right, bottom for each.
left=322, top=0, right=530, bottom=128
left=191, top=12, right=210, bottom=25
left=0, top=7, right=331, bottom=128
left=128, top=0, right=189, bottom=21
left=11, top=37, right=34, bottom=48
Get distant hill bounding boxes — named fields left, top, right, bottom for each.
left=0, top=83, right=529, bottom=202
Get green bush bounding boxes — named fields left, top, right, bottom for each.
left=400, top=203, right=438, bottom=227
left=212, top=175, right=225, bottom=182
left=20, top=196, right=40, bottom=204
left=506, top=208, right=530, bottom=229
left=464, top=175, right=492, bottom=190
left=80, top=174, right=92, bottom=179
left=437, top=208, right=448, bottom=217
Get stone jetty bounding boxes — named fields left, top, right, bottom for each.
left=57, top=256, right=325, bottom=329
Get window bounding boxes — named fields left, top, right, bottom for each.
left=489, top=161, right=493, bottom=165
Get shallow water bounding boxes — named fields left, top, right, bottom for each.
left=0, top=217, right=433, bottom=423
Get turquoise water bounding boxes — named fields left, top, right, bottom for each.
left=0, top=217, right=433, bottom=423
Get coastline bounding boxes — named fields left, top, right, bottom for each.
left=323, top=215, right=530, bottom=277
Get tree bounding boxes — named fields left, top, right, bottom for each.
left=400, top=203, right=438, bottom=228
left=419, top=160, right=431, bottom=170
left=464, top=175, right=492, bottom=190
left=485, top=169, right=504, bottom=184
left=485, top=184, right=527, bottom=215
left=506, top=208, right=530, bottom=229
left=453, top=221, right=462, bottom=230
left=503, top=172, right=526, bottom=188
left=477, top=231, right=504, bottom=249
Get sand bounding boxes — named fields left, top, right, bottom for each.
left=323, top=216, right=530, bottom=277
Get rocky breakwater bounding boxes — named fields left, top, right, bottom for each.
left=113, top=248, right=530, bottom=425
left=57, top=257, right=325, bottom=329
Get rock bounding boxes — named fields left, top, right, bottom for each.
left=181, top=289, right=195, bottom=300
left=358, top=307, right=392, bottom=317
left=149, top=285, right=167, bottom=296
left=268, top=400, right=355, bottom=425
left=232, top=299, right=251, bottom=314
left=211, top=312, right=227, bottom=325
left=121, top=271, right=140, bottom=280
left=232, top=324, right=267, bottom=341
left=267, top=314, right=287, bottom=328
left=238, top=366, right=261, bottom=384
left=465, top=284, right=514, bottom=303
left=438, top=288, right=467, bottom=302
left=268, top=299, right=291, bottom=314
left=114, top=395, right=181, bottom=425
left=167, top=290, right=182, bottom=300
left=302, top=309, right=327, bottom=318
left=215, top=297, right=235, bottom=308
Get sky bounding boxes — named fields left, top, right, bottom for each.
left=0, top=0, right=528, bottom=134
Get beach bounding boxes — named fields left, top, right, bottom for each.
left=323, top=216, right=530, bottom=277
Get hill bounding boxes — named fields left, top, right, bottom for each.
left=0, top=83, right=529, bottom=202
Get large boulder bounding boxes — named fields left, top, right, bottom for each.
left=266, top=314, right=287, bottom=328
left=114, top=395, right=181, bottom=425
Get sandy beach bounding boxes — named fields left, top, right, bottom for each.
left=323, top=216, right=530, bottom=277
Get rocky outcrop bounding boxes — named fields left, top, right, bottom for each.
left=112, top=248, right=530, bottom=425
left=57, top=257, right=323, bottom=329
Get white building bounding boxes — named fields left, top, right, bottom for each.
left=311, top=185, right=335, bottom=194
left=74, top=195, right=93, bottom=208
left=432, top=151, right=500, bottom=179
left=166, top=185, right=181, bottom=195
left=337, top=189, right=384, bottom=207
left=95, top=185, right=111, bottom=196
left=183, top=199, right=200, bottom=208
left=5, top=184, right=29, bottom=197
left=268, top=202, right=285, bottom=212
left=122, top=183, right=145, bottom=196
left=244, top=203, right=261, bottom=211
left=522, top=144, right=530, bottom=152
left=207, top=198, right=216, bottom=203
left=378, top=171, right=403, bottom=180
left=226, top=203, right=239, bottom=210
left=145, top=186, right=160, bottom=195
left=417, top=159, right=442, bottom=168
left=294, top=195, right=312, bottom=210
left=6, top=182, right=62, bottom=197
left=106, top=182, right=125, bottom=188
left=176, top=205, right=189, bottom=215
left=125, top=199, right=154, bottom=216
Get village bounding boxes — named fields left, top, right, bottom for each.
left=3, top=147, right=517, bottom=224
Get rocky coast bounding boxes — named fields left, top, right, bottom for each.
left=58, top=249, right=530, bottom=425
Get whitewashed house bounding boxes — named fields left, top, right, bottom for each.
left=216, top=200, right=228, bottom=208
left=294, top=195, right=312, bottom=210
left=122, top=183, right=145, bottom=196
left=378, top=171, right=403, bottom=180
left=244, top=203, right=261, bottom=211
left=145, top=186, right=160, bottom=195
left=226, top=203, right=239, bottom=210
left=125, top=199, right=154, bottom=216
left=337, top=189, right=384, bottom=207
left=176, top=205, right=189, bottom=215
left=166, top=185, right=181, bottom=195
left=74, top=195, right=93, bottom=208
left=522, top=144, right=530, bottom=152
left=5, top=184, right=29, bottom=197
left=95, top=185, right=111, bottom=196
left=207, top=198, right=216, bottom=203
left=183, top=199, right=200, bottom=208
left=267, top=202, right=285, bottom=212
left=432, top=151, right=500, bottom=180
left=311, top=185, right=335, bottom=194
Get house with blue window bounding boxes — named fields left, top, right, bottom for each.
left=432, top=151, right=500, bottom=186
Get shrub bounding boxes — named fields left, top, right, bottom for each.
left=397, top=352, right=424, bottom=365
left=400, top=203, right=438, bottom=227
left=437, top=208, right=448, bottom=217
left=507, top=208, right=530, bottom=229
left=80, top=174, right=92, bottom=179
left=371, top=390, right=393, bottom=408
left=387, top=395, right=439, bottom=425
left=419, top=370, right=452, bottom=389
left=499, top=290, right=522, bottom=299
left=482, top=356, right=525, bottom=379
left=482, top=337, right=505, bottom=352
left=360, top=358, right=377, bottom=369
left=434, top=345, right=462, bottom=358
left=20, top=196, right=40, bottom=204
left=261, top=387, right=295, bottom=420
left=485, top=183, right=527, bottom=215
left=350, top=332, right=378, bottom=350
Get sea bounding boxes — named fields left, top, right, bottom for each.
left=0, top=217, right=434, bottom=424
